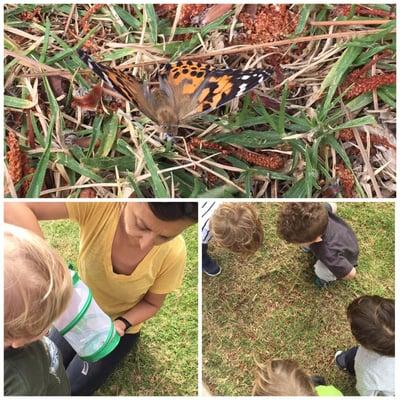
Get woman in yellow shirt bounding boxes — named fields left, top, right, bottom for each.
left=5, top=202, right=198, bottom=395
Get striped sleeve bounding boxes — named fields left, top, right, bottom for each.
left=201, top=201, right=220, bottom=244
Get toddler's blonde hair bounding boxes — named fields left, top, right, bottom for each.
left=210, top=203, right=264, bottom=254
left=252, top=359, right=315, bottom=396
left=4, top=224, right=72, bottom=342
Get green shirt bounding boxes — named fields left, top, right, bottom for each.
left=315, top=385, right=343, bottom=396
left=4, top=337, right=70, bottom=395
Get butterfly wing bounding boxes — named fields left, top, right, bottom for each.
left=159, top=60, right=273, bottom=121
left=77, top=50, right=158, bottom=121
left=158, top=61, right=216, bottom=121
left=187, top=67, right=274, bottom=119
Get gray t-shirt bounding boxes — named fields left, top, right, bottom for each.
left=310, top=212, right=359, bottom=279
left=355, top=345, right=395, bottom=396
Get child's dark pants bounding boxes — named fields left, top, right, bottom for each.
left=49, top=328, right=140, bottom=395
left=202, top=244, right=213, bottom=269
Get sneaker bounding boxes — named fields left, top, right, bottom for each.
left=314, top=276, right=330, bottom=289
left=301, top=246, right=311, bottom=253
left=310, top=375, right=326, bottom=386
left=335, top=351, right=347, bottom=371
left=203, top=258, right=222, bottom=277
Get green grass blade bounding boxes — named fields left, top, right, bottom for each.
left=377, top=86, right=396, bottom=108
left=295, top=5, right=313, bottom=34
left=278, top=84, right=288, bottom=136
left=4, top=95, right=35, bottom=109
left=212, top=131, right=282, bottom=148
left=197, top=185, right=239, bottom=198
left=333, top=115, right=376, bottom=132
left=113, top=5, right=141, bottom=29
left=145, top=4, right=158, bottom=44
left=127, top=173, right=144, bottom=197
left=323, top=135, right=352, bottom=170
left=26, top=115, right=55, bottom=197
left=82, top=156, right=134, bottom=171
left=97, top=114, right=119, bottom=157
left=320, top=45, right=362, bottom=119
left=141, top=143, right=169, bottom=197
left=55, top=153, right=104, bottom=183
left=87, top=115, right=104, bottom=155
left=39, top=18, right=51, bottom=63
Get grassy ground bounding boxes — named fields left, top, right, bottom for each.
left=4, top=4, right=396, bottom=198
left=41, top=219, right=198, bottom=396
left=203, top=202, right=394, bottom=396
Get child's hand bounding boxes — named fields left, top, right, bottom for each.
left=113, top=320, right=126, bottom=337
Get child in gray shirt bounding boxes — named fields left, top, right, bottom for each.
left=335, top=295, right=395, bottom=396
left=277, top=202, right=358, bottom=288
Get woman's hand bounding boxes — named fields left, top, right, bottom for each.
left=113, top=320, right=126, bottom=337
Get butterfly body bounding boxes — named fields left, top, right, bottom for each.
left=78, top=50, right=273, bottom=135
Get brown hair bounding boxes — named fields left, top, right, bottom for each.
left=4, top=224, right=72, bottom=343
left=347, top=295, right=394, bottom=357
left=277, top=203, right=328, bottom=244
left=252, top=359, right=315, bottom=396
left=210, top=203, right=264, bottom=255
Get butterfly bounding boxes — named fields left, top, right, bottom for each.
left=78, top=49, right=273, bottom=136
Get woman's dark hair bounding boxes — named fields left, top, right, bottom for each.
left=148, top=202, right=198, bottom=222
left=347, top=295, right=395, bottom=357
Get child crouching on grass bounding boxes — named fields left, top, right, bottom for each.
left=277, top=202, right=358, bottom=288
left=201, top=202, right=264, bottom=276
left=335, top=295, right=395, bottom=396
left=4, top=224, right=72, bottom=395
left=252, top=359, right=343, bottom=396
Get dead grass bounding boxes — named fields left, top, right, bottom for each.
left=202, top=202, right=395, bottom=395
left=4, top=4, right=396, bottom=198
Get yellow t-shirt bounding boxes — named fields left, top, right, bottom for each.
left=66, top=202, right=186, bottom=334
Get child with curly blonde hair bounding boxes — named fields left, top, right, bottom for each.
left=253, top=359, right=343, bottom=396
left=4, top=224, right=72, bottom=395
left=201, top=202, right=264, bottom=276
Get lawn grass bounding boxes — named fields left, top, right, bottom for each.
left=202, top=202, right=395, bottom=396
left=41, top=219, right=198, bottom=396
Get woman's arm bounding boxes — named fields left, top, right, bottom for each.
left=114, top=291, right=167, bottom=336
left=4, top=203, right=69, bottom=237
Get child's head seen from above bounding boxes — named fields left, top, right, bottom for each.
left=347, top=295, right=394, bottom=357
left=4, top=224, right=72, bottom=348
left=252, top=359, right=315, bottom=396
left=210, top=203, right=264, bottom=255
left=277, top=202, right=328, bottom=245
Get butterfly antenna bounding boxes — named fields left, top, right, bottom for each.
left=77, top=49, right=115, bottom=89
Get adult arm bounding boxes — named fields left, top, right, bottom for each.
left=114, top=236, right=187, bottom=336
left=4, top=203, right=69, bottom=237
left=114, top=292, right=166, bottom=336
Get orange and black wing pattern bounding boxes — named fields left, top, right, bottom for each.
left=159, top=60, right=273, bottom=118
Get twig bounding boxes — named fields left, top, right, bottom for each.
left=340, top=100, right=383, bottom=197
left=109, top=27, right=395, bottom=68
left=169, top=4, right=182, bottom=43
left=310, top=19, right=392, bottom=26
left=183, top=28, right=395, bottom=61
left=63, top=4, right=75, bottom=37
